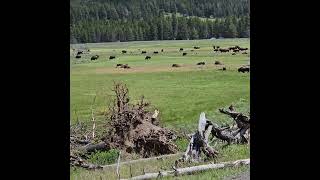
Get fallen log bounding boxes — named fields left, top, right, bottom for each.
left=120, top=159, right=250, bottom=180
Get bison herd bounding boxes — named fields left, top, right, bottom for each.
left=72, top=45, right=249, bottom=73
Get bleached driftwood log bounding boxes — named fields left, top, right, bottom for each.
left=120, top=159, right=250, bottom=180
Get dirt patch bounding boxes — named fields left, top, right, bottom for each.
left=224, top=170, right=250, bottom=180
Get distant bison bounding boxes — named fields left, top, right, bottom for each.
left=179, top=48, right=184, bottom=51
left=172, top=64, right=181, bottom=67
left=238, top=66, right=250, bottom=73
left=109, top=56, right=116, bottom=60
left=121, top=64, right=130, bottom=69
left=239, top=47, right=248, bottom=51
left=233, top=49, right=239, bottom=53
left=75, top=55, right=81, bottom=59
left=197, top=62, right=205, bottom=65
left=145, top=56, right=151, bottom=60
left=219, top=49, right=229, bottom=53
left=214, top=49, right=219, bottom=52
left=214, top=61, right=222, bottom=65
left=221, top=67, right=226, bottom=71
left=242, top=52, right=248, bottom=54
left=153, top=51, right=159, bottom=54
left=122, top=50, right=127, bottom=54
left=141, top=51, right=147, bottom=54
left=194, top=46, right=200, bottom=49
left=182, top=52, right=187, bottom=56
left=161, top=49, right=164, bottom=52
left=116, top=64, right=123, bottom=67
left=213, top=45, right=216, bottom=49
left=91, top=55, right=99, bottom=60
left=216, top=46, right=220, bottom=49
left=77, top=51, right=83, bottom=55
left=232, top=53, right=236, bottom=55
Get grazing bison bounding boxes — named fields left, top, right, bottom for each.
left=122, top=50, right=127, bottom=54
left=182, top=52, right=187, bottom=56
left=179, top=48, right=184, bottom=51
left=215, top=61, right=222, bottom=65
left=75, top=55, right=81, bottom=59
left=172, top=64, right=181, bottom=67
left=242, top=52, right=248, bottom=54
left=216, top=46, right=220, bottom=49
left=194, top=46, right=200, bottom=49
left=91, top=55, right=99, bottom=60
left=116, top=64, right=123, bottom=67
left=161, top=49, right=164, bottom=52
left=153, top=51, right=159, bottom=54
left=213, top=45, right=216, bottom=49
left=219, top=49, right=229, bottom=53
left=233, top=49, right=239, bottom=52
left=222, top=67, right=226, bottom=71
left=214, top=49, right=219, bottom=52
left=239, top=47, right=248, bottom=51
left=77, top=51, right=83, bottom=55
left=145, top=56, right=151, bottom=60
left=109, top=56, right=116, bottom=60
left=121, top=64, right=130, bottom=69
left=232, top=53, right=236, bottom=55
left=141, top=51, right=147, bottom=54
left=238, top=66, right=250, bottom=73
left=197, top=62, right=205, bottom=65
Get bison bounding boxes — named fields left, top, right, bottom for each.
left=233, top=49, right=239, bottom=53
left=121, top=64, right=130, bottom=69
left=153, top=51, right=159, bottom=54
left=222, top=67, right=226, bottom=71
left=109, top=56, right=116, bottom=60
left=242, top=52, right=248, bottom=54
left=232, top=53, right=236, bottom=55
left=141, top=51, right=147, bottom=54
left=182, top=52, right=187, bottom=56
left=77, top=51, right=83, bottom=55
left=197, top=62, right=205, bottom=65
left=75, top=55, right=81, bottom=59
left=219, top=49, right=229, bottom=53
left=214, top=49, right=219, bottom=52
left=91, top=55, right=99, bottom=60
left=122, top=50, right=127, bottom=54
left=214, top=61, right=222, bottom=65
left=145, top=56, right=151, bottom=60
left=239, top=47, right=248, bottom=51
left=179, top=48, right=184, bottom=51
left=172, top=64, right=181, bottom=67
left=161, top=49, right=164, bottom=52
left=238, top=66, right=250, bottom=73
left=116, top=64, right=123, bottom=67
left=194, top=46, right=200, bottom=49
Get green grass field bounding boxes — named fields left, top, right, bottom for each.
left=70, top=38, right=250, bottom=179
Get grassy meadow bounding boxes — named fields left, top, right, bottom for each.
left=70, top=38, right=250, bottom=179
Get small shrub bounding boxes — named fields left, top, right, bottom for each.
left=87, top=149, right=119, bottom=165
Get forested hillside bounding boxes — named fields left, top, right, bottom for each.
left=70, top=0, right=250, bottom=43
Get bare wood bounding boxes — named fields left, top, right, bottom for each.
left=116, top=151, right=122, bottom=180
left=80, top=142, right=108, bottom=153
left=120, top=159, right=250, bottom=180
left=91, top=95, right=97, bottom=139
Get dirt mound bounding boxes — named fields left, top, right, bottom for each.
left=103, top=82, right=178, bottom=158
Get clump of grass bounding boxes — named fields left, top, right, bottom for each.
left=87, top=149, right=119, bottom=165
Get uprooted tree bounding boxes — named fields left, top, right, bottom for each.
left=70, top=82, right=178, bottom=169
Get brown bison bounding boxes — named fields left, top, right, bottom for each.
left=153, top=51, right=159, bottom=54
left=77, top=51, right=83, bottom=55
left=141, top=51, right=147, bottom=54
left=179, top=48, right=184, bottom=51
left=182, top=52, right=187, bottom=56
left=172, top=64, right=181, bottom=67
left=109, top=56, right=116, bottom=60
left=122, top=50, right=127, bottom=54
left=194, top=46, right=200, bottom=49
left=145, top=56, right=151, bottom=60
left=239, top=47, right=248, bottom=51
left=75, top=55, right=81, bottom=59
left=91, top=55, right=99, bottom=60
left=161, top=49, right=164, bottom=52
left=214, top=61, right=222, bottom=65
left=232, top=53, right=236, bottom=55
left=238, top=66, right=250, bottom=73
left=121, top=64, right=130, bottom=69
left=116, top=64, right=123, bottom=67
left=197, top=62, right=205, bottom=65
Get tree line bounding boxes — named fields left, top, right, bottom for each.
left=70, top=0, right=249, bottom=43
